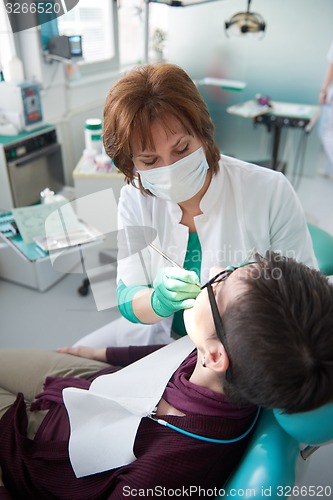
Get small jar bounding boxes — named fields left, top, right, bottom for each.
left=81, top=148, right=97, bottom=172
left=95, top=153, right=113, bottom=172
left=40, top=187, right=67, bottom=204
left=85, top=119, right=102, bottom=155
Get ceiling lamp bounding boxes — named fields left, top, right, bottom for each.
left=225, top=0, right=266, bottom=38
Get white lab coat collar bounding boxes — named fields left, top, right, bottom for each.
left=199, top=162, right=225, bottom=215
left=62, top=336, right=195, bottom=478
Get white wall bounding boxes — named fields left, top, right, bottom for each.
left=166, top=0, right=333, bottom=175
left=49, top=74, right=118, bottom=185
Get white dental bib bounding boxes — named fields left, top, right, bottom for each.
left=63, top=336, right=195, bottom=478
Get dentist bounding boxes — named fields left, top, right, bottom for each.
left=75, top=63, right=317, bottom=347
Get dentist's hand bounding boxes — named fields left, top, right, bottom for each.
left=151, top=267, right=201, bottom=318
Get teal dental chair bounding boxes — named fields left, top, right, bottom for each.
left=220, top=404, right=333, bottom=499
left=307, top=223, right=333, bottom=276
left=217, top=224, right=333, bottom=499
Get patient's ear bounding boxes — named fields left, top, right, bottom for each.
left=204, top=339, right=229, bottom=374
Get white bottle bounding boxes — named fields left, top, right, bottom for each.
left=6, top=56, right=24, bottom=81
left=85, top=119, right=102, bottom=155
left=80, top=148, right=97, bottom=172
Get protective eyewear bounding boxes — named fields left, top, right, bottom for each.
left=200, top=262, right=255, bottom=379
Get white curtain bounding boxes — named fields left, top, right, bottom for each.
left=0, top=3, right=16, bottom=78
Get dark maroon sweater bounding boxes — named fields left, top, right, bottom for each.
left=0, top=346, right=257, bottom=499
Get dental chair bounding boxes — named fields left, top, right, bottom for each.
left=219, top=404, right=333, bottom=499
left=307, top=223, right=333, bottom=276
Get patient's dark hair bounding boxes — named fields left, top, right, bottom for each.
left=220, top=252, right=333, bottom=414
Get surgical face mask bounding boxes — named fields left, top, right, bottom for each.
left=137, top=146, right=209, bottom=203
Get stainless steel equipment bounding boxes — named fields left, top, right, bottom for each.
left=0, top=126, right=65, bottom=209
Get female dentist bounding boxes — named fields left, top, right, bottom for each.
left=75, top=63, right=317, bottom=348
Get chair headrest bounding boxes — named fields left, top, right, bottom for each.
left=273, top=403, right=333, bottom=445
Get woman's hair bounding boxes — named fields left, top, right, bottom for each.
left=103, top=63, right=221, bottom=192
left=220, top=252, right=333, bottom=414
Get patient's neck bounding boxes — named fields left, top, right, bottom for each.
left=189, top=354, right=224, bottom=395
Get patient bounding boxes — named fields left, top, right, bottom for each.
left=0, top=252, right=333, bottom=499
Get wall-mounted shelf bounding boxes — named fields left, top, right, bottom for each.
left=196, top=77, right=246, bottom=92
left=43, top=52, right=83, bottom=65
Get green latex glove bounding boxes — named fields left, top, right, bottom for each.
left=151, top=267, right=201, bottom=318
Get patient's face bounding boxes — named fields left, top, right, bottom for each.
left=184, top=266, right=248, bottom=350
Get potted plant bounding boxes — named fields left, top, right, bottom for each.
left=151, top=28, right=167, bottom=62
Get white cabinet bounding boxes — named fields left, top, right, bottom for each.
left=73, top=157, right=126, bottom=203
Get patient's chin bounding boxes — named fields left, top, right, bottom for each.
left=183, top=308, right=191, bottom=331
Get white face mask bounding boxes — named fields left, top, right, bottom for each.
left=137, top=146, right=209, bottom=203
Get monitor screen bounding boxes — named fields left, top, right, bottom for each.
left=69, top=36, right=82, bottom=57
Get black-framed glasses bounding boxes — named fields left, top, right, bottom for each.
left=200, top=262, right=255, bottom=380
left=200, top=267, right=238, bottom=291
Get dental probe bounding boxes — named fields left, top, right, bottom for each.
left=149, top=243, right=201, bottom=287
left=149, top=243, right=183, bottom=268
